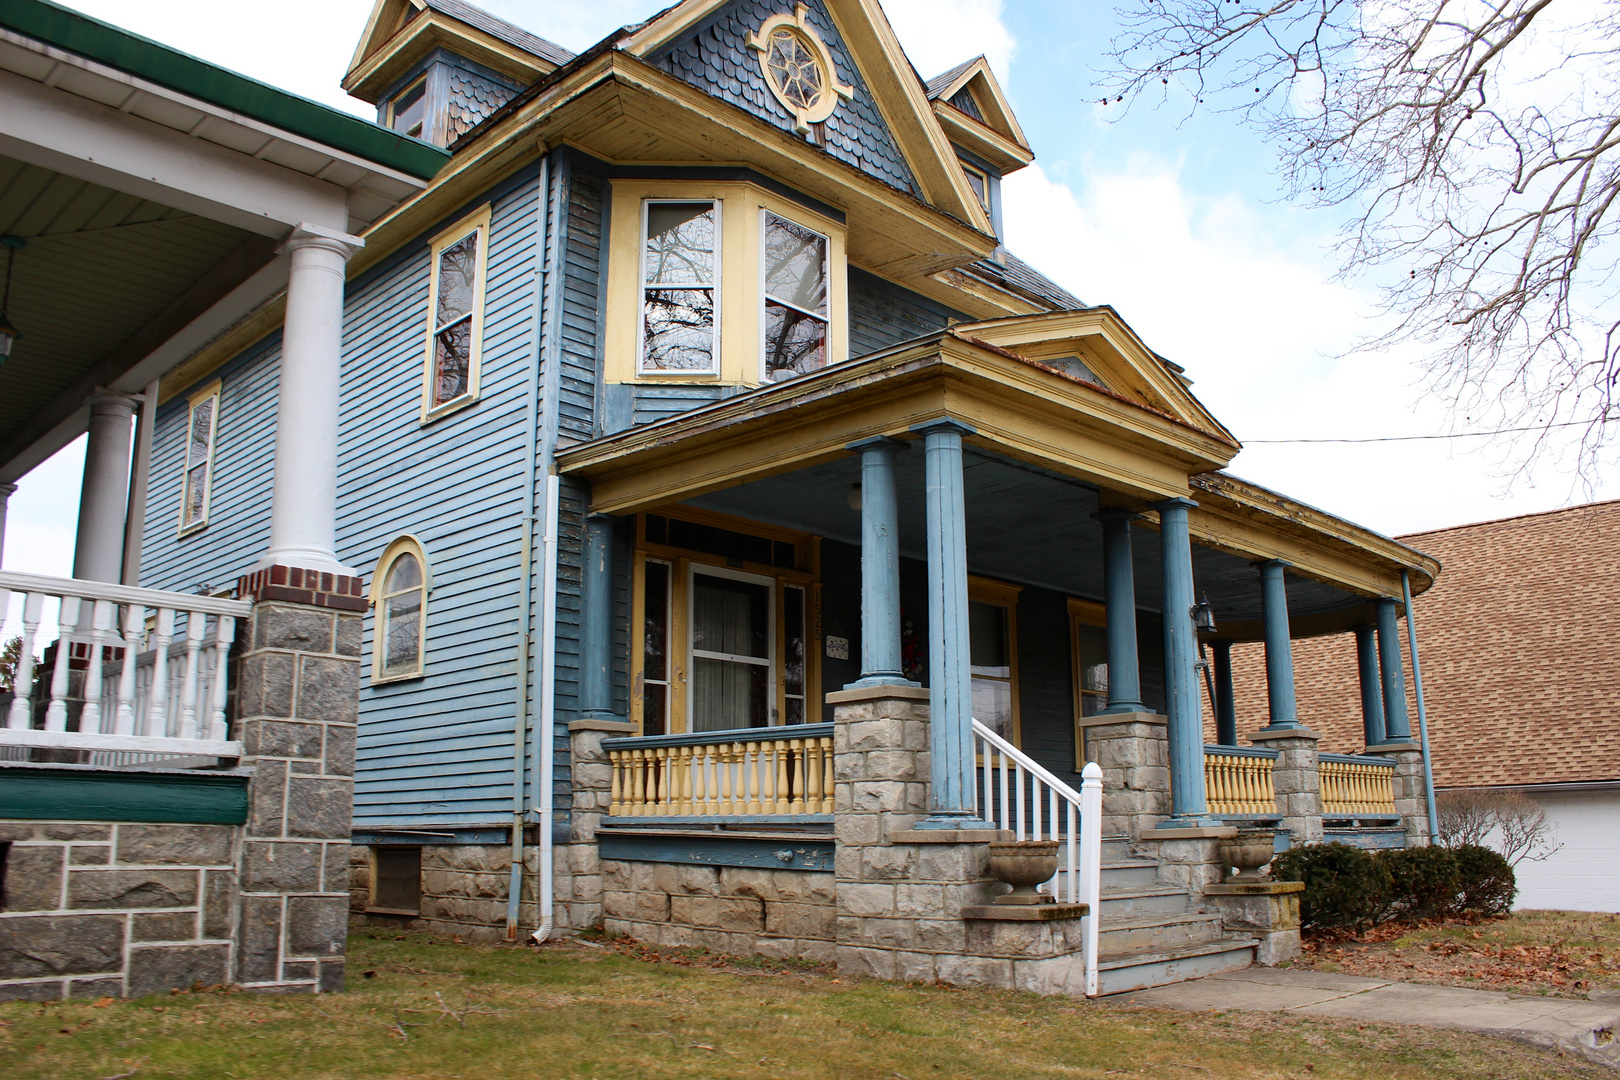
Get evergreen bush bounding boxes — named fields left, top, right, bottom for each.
left=1451, top=844, right=1516, bottom=915
left=1271, top=842, right=1391, bottom=929
left=1382, top=845, right=1462, bottom=920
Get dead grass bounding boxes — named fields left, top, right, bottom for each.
left=1292, top=910, right=1620, bottom=997
left=0, top=926, right=1611, bottom=1080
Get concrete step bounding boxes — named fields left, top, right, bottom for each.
left=1096, top=936, right=1259, bottom=997
left=1097, top=912, right=1224, bottom=954
left=1097, top=883, right=1190, bottom=918
left=1099, top=858, right=1162, bottom=887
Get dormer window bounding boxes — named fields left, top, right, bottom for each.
left=388, top=76, right=428, bottom=138
left=961, top=162, right=990, bottom=212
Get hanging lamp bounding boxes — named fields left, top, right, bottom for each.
left=0, top=235, right=23, bottom=365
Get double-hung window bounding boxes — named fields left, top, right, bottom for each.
left=969, top=579, right=1021, bottom=744
left=421, top=206, right=490, bottom=421
left=640, top=201, right=719, bottom=374
left=178, top=380, right=220, bottom=535
left=761, top=211, right=829, bottom=381
left=371, top=537, right=430, bottom=683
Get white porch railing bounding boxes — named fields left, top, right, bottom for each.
left=972, top=718, right=1103, bottom=997
left=0, top=571, right=251, bottom=763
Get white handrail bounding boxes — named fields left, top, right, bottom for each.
left=971, top=718, right=1104, bottom=997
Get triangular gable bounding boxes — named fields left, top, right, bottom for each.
left=344, top=0, right=572, bottom=102
left=622, top=0, right=992, bottom=235
left=925, top=56, right=1031, bottom=173
left=953, top=309, right=1237, bottom=443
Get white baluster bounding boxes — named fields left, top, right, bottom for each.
left=176, top=611, right=207, bottom=740
left=79, top=599, right=113, bottom=733
left=147, top=608, right=174, bottom=737
left=208, top=615, right=234, bottom=741
left=998, top=751, right=1010, bottom=831
left=7, top=592, right=44, bottom=729
left=113, top=603, right=144, bottom=735
left=44, top=596, right=81, bottom=731
left=1013, top=763, right=1026, bottom=840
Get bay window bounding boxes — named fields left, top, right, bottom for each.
left=641, top=201, right=720, bottom=373
left=761, top=211, right=828, bottom=381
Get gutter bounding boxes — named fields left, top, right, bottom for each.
left=1402, top=570, right=1440, bottom=844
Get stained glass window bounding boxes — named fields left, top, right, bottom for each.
left=180, top=384, right=219, bottom=532
left=762, top=212, right=828, bottom=382
left=766, top=28, right=824, bottom=111
left=641, top=201, right=719, bottom=372
left=375, top=544, right=427, bottom=680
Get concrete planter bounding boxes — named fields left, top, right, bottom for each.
left=987, top=840, right=1059, bottom=905
left=1217, top=829, right=1275, bottom=882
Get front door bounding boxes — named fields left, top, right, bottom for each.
left=689, top=567, right=775, bottom=731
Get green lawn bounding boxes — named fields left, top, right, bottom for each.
left=0, top=928, right=1609, bottom=1079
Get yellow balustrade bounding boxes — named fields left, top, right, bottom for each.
left=1202, top=749, right=1281, bottom=815
left=607, top=730, right=835, bottom=817
left=1320, top=756, right=1397, bottom=815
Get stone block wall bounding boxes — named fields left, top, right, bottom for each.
left=0, top=821, right=237, bottom=1001
left=1077, top=714, right=1169, bottom=838
left=1383, top=747, right=1431, bottom=846
left=601, top=860, right=835, bottom=962
left=1252, top=731, right=1324, bottom=846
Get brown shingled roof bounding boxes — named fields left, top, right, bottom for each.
left=1205, top=500, right=1620, bottom=788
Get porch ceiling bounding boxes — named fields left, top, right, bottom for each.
left=684, top=446, right=1376, bottom=642
left=0, top=154, right=272, bottom=480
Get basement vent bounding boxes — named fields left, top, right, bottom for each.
left=370, top=846, right=422, bottom=915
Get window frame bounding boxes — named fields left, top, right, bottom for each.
left=638, top=198, right=722, bottom=377
left=387, top=75, right=429, bottom=139
left=419, top=205, right=492, bottom=424
left=630, top=508, right=820, bottom=736
left=369, top=535, right=432, bottom=684
left=968, top=576, right=1022, bottom=747
left=758, top=208, right=831, bottom=384
left=176, top=379, right=221, bottom=537
left=1069, top=596, right=1109, bottom=769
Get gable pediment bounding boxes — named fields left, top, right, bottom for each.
left=925, top=56, right=1031, bottom=174
left=953, top=309, right=1236, bottom=443
left=344, top=0, right=572, bottom=103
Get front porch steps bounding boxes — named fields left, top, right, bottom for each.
left=1085, top=834, right=1259, bottom=996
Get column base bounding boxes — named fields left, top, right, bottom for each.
left=913, top=813, right=995, bottom=831
left=576, top=711, right=627, bottom=725
left=843, top=675, right=921, bottom=690
left=1154, top=817, right=1231, bottom=836
left=238, top=564, right=367, bottom=612
left=1097, top=702, right=1149, bottom=716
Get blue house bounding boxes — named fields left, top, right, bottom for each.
left=2, top=0, right=1441, bottom=997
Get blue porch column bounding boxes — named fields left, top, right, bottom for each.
left=911, top=419, right=982, bottom=825
left=846, top=436, right=914, bottom=688
left=1355, top=624, right=1387, bottom=747
left=579, top=514, right=618, bottom=722
left=1212, top=640, right=1237, bottom=746
left=1375, top=597, right=1412, bottom=741
left=1155, top=497, right=1217, bottom=826
left=1097, top=508, right=1145, bottom=713
left=1257, top=560, right=1303, bottom=731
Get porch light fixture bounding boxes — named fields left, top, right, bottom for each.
left=847, top=483, right=862, bottom=511
left=0, top=235, right=22, bottom=365
left=1192, top=595, right=1217, bottom=634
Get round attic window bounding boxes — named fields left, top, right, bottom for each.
left=749, top=6, right=853, bottom=133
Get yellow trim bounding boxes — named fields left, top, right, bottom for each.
left=385, top=74, right=428, bottom=137
left=420, top=204, right=492, bottom=424
left=929, top=58, right=1031, bottom=160
left=606, top=180, right=848, bottom=388
left=1068, top=597, right=1108, bottom=769
left=369, top=534, right=432, bottom=684
left=175, top=379, right=222, bottom=538
left=969, top=576, right=1020, bottom=748
left=748, top=5, right=856, bottom=132
left=343, top=0, right=563, bottom=102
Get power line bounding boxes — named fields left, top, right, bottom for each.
left=1245, top=417, right=1609, bottom=444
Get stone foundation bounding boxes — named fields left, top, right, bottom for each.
left=1250, top=729, right=1324, bottom=846
left=1202, top=881, right=1303, bottom=965
left=1374, top=745, right=1430, bottom=846
left=601, top=860, right=835, bottom=962
left=1077, top=712, right=1169, bottom=839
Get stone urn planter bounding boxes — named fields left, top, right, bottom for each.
left=1217, top=829, right=1276, bottom=882
left=987, top=840, right=1060, bottom=905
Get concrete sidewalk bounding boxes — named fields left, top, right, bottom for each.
left=1113, top=968, right=1620, bottom=1067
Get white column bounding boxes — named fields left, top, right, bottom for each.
left=121, top=379, right=159, bottom=586
left=255, top=224, right=364, bottom=575
left=73, top=390, right=138, bottom=583
left=0, top=481, right=15, bottom=567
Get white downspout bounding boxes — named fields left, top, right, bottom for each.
left=532, top=472, right=560, bottom=943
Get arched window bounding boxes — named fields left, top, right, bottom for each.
left=370, top=537, right=430, bottom=682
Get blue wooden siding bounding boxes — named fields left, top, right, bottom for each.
left=849, top=269, right=965, bottom=357
left=648, top=0, right=918, bottom=196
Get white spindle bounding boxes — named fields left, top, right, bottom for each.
left=146, top=607, right=174, bottom=737
left=7, top=592, right=44, bottom=729
left=114, top=603, right=144, bottom=735
left=998, top=752, right=1010, bottom=830
left=176, top=612, right=207, bottom=740
left=208, top=615, right=233, bottom=741
left=79, top=599, right=113, bottom=733
left=44, top=595, right=81, bottom=731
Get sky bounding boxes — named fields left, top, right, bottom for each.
left=4, top=0, right=1614, bottom=586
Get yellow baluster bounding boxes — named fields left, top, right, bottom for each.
left=789, top=738, right=807, bottom=814
left=820, top=736, right=835, bottom=812
left=773, top=739, right=791, bottom=814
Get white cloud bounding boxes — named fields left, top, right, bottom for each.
left=879, top=0, right=1015, bottom=79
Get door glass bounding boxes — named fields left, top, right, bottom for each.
left=970, top=600, right=1013, bottom=740
left=691, top=573, right=771, bottom=731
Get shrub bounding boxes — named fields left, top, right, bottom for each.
left=1271, top=842, right=1391, bottom=930
left=1451, top=844, right=1516, bottom=915
left=1382, top=845, right=1461, bottom=920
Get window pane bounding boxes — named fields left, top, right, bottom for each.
left=187, top=399, right=214, bottom=468
left=785, top=698, right=805, bottom=725
left=783, top=586, right=805, bottom=697
left=385, top=553, right=422, bottom=593
left=643, top=682, right=667, bottom=737
left=384, top=591, right=422, bottom=673
left=434, top=319, right=471, bottom=403
left=643, top=561, right=669, bottom=681
left=693, top=574, right=769, bottom=659
left=764, top=302, right=826, bottom=381
left=644, top=203, right=715, bottom=286
left=767, top=28, right=823, bottom=109
left=184, top=464, right=208, bottom=525
left=435, top=233, right=479, bottom=327
left=692, top=656, right=769, bottom=730
left=963, top=169, right=987, bottom=209
left=972, top=675, right=1012, bottom=740
left=643, top=288, right=715, bottom=371
left=969, top=601, right=1009, bottom=674
left=391, top=80, right=426, bottom=135
left=763, top=214, right=827, bottom=315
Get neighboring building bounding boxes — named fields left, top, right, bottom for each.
left=1221, top=501, right=1620, bottom=912
left=3, top=0, right=1445, bottom=1000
